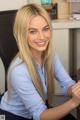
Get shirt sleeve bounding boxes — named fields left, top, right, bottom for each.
left=10, top=64, right=47, bottom=120
left=53, top=55, right=76, bottom=95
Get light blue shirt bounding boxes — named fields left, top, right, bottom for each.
left=0, top=55, right=75, bottom=120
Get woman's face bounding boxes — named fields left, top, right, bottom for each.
left=27, top=15, right=52, bottom=53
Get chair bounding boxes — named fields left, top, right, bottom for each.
left=0, top=10, right=18, bottom=91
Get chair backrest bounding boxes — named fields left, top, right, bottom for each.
left=0, top=10, right=18, bottom=91
left=0, top=10, right=18, bottom=71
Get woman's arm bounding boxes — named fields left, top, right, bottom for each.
left=53, top=55, right=76, bottom=95
left=40, top=81, right=80, bottom=120
left=40, top=98, right=78, bottom=120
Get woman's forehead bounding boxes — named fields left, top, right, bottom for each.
left=29, top=15, right=48, bottom=28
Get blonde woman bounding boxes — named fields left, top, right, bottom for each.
left=0, top=4, right=80, bottom=120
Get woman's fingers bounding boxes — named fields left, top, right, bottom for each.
left=72, top=82, right=80, bottom=100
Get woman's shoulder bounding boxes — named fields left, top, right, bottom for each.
left=8, top=56, right=30, bottom=77
left=8, top=57, right=32, bottom=89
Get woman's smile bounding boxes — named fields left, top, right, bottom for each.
left=34, top=40, right=49, bottom=47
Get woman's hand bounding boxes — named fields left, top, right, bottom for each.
left=71, top=81, right=80, bottom=107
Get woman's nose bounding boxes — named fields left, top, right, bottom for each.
left=38, top=31, right=44, bottom=39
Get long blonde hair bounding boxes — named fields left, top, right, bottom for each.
left=13, top=4, right=54, bottom=105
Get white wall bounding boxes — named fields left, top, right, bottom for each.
left=0, top=0, right=43, bottom=11
left=0, top=0, right=27, bottom=11
left=27, top=0, right=41, bottom=4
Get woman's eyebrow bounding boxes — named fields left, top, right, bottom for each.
left=42, top=25, right=50, bottom=29
left=43, top=25, right=49, bottom=28
left=28, top=25, right=49, bottom=31
left=28, top=28, right=37, bottom=31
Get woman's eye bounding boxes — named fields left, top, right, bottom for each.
left=29, top=31, right=37, bottom=34
left=43, top=27, right=50, bottom=31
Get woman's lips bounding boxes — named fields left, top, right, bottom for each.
left=34, top=41, right=48, bottom=47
